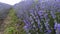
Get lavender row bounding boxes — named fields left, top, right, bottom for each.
left=14, top=0, right=60, bottom=34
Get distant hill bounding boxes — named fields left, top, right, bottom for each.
left=0, top=2, right=12, bottom=19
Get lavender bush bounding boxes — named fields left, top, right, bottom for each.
left=14, top=0, right=60, bottom=34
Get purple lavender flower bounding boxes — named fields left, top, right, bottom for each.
left=45, top=30, right=51, bottom=34
left=50, top=11, right=56, bottom=19
left=38, top=10, right=44, bottom=16
left=56, top=24, right=60, bottom=34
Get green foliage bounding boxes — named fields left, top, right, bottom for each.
left=4, top=8, right=26, bottom=34
left=4, top=27, right=17, bottom=34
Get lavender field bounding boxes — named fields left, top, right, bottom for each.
left=0, top=0, right=60, bottom=34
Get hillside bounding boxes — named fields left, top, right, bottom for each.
left=0, top=2, right=12, bottom=34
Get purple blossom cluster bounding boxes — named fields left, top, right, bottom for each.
left=14, top=0, right=60, bottom=34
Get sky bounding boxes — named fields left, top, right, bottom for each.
left=0, top=0, right=22, bottom=5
